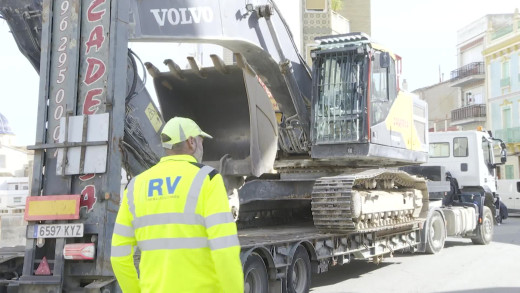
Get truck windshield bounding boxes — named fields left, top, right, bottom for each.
left=312, top=50, right=367, bottom=144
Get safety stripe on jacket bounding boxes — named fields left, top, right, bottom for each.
left=208, top=234, right=240, bottom=250
left=138, top=237, right=209, bottom=251
left=137, top=234, right=240, bottom=252
left=131, top=211, right=234, bottom=229
left=205, top=212, right=234, bottom=229
left=111, top=244, right=132, bottom=257
left=184, top=165, right=214, bottom=213
left=127, top=177, right=137, bottom=219
left=114, top=223, right=135, bottom=238
left=133, top=212, right=204, bottom=228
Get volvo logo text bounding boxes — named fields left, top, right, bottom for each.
left=150, top=7, right=214, bottom=26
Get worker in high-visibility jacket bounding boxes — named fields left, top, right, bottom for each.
left=110, top=117, right=244, bottom=293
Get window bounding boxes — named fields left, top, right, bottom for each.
left=502, top=60, right=510, bottom=78
left=453, top=137, right=468, bottom=157
left=306, top=0, right=326, bottom=11
left=429, top=142, right=449, bottom=158
left=465, top=92, right=473, bottom=105
left=313, top=50, right=366, bottom=143
left=473, top=93, right=483, bottom=104
left=501, top=59, right=510, bottom=88
left=0, top=155, right=5, bottom=168
left=13, top=197, right=22, bottom=204
left=505, top=165, right=514, bottom=179
left=370, top=51, right=397, bottom=125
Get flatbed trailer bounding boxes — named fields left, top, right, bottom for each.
left=238, top=222, right=422, bottom=292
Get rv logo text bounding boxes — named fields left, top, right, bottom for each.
left=150, top=7, right=214, bottom=26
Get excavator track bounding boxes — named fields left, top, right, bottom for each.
left=312, top=169, right=428, bottom=233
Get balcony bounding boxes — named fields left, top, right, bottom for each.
left=495, top=127, right=520, bottom=144
left=450, top=62, right=485, bottom=87
left=450, top=104, right=486, bottom=126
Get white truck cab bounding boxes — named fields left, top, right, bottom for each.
left=424, top=130, right=504, bottom=196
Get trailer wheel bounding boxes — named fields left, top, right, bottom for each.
left=287, top=245, right=311, bottom=293
left=425, top=212, right=446, bottom=254
left=244, top=253, right=268, bottom=293
left=471, top=206, right=493, bottom=245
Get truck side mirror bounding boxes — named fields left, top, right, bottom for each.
left=380, top=52, right=390, bottom=68
left=500, top=148, right=507, bottom=164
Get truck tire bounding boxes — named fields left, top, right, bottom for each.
left=425, top=212, right=446, bottom=254
left=244, top=253, right=269, bottom=293
left=471, top=206, right=493, bottom=245
left=287, top=245, right=311, bottom=293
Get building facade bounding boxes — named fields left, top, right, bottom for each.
left=301, top=0, right=370, bottom=64
left=483, top=10, right=520, bottom=179
left=448, top=15, right=494, bottom=131
left=413, top=81, right=459, bottom=132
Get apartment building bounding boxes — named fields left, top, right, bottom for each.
left=483, top=9, right=520, bottom=179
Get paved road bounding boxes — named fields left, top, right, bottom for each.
left=310, top=215, right=520, bottom=293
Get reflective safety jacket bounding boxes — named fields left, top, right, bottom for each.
left=111, top=154, right=244, bottom=293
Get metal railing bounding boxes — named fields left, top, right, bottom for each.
left=449, top=62, right=484, bottom=81
left=495, top=127, right=520, bottom=144
left=451, top=104, right=486, bottom=122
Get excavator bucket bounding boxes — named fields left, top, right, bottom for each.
left=147, top=55, right=278, bottom=177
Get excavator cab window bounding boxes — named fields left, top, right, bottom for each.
left=370, top=50, right=397, bottom=125
left=312, top=49, right=368, bottom=144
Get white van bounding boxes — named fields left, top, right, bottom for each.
left=497, top=179, right=520, bottom=213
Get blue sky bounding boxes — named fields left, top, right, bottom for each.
left=0, top=0, right=518, bottom=146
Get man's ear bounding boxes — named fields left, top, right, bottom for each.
left=187, top=137, right=196, bottom=150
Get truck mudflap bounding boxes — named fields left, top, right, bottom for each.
left=311, top=169, right=429, bottom=233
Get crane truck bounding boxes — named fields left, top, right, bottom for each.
left=0, top=0, right=507, bottom=292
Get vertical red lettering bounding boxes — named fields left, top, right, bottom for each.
left=80, top=185, right=97, bottom=212
left=84, top=58, right=106, bottom=85
left=83, top=88, right=103, bottom=114
left=87, top=0, right=107, bottom=22
left=85, top=25, right=105, bottom=54
left=79, top=174, right=96, bottom=181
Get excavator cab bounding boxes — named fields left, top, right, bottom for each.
left=310, top=33, right=428, bottom=167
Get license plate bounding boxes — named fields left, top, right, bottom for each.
left=31, top=224, right=84, bottom=238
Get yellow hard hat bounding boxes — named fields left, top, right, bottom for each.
left=161, top=117, right=212, bottom=149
